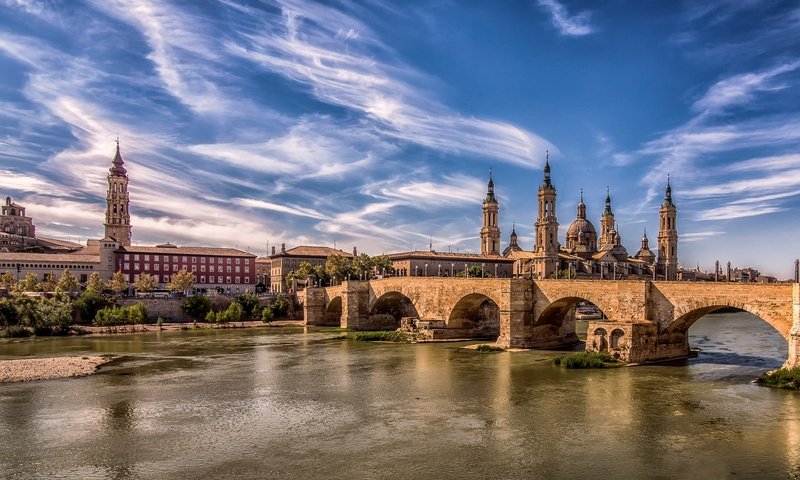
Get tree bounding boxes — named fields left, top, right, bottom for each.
left=18, top=273, right=40, bottom=292
left=0, top=298, right=18, bottom=327
left=134, top=273, right=158, bottom=293
left=128, top=304, right=149, bottom=325
left=205, top=309, right=217, bottom=323
left=86, top=272, right=105, bottom=293
left=372, top=255, right=394, bottom=276
left=236, top=293, right=260, bottom=319
left=325, top=254, right=354, bottom=283
left=271, top=295, right=290, bottom=318
left=109, top=270, right=129, bottom=295
left=261, top=305, right=274, bottom=324
left=352, top=253, right=373, bottom=280
left=291, top=261, right=316, bottom=282
left=181, top=295, right=213, bottom=321
left=0, top=272, right=16, bottom=289
left=56, top=269, right=80, bottom=294
left=73, top=289, right=114, bottom=323
left=223, top=302, right=243, bottom=323
left=167, top=269, right=195, bottom=295
left=34, top=296, right=74, bottom=335
left=40, top=275, right=57, bottom=293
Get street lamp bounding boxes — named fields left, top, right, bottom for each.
left=464, top=263, right=467, bottom=277
left=424, top=262, right=428, bottom=276
left=494, top=264, right=498, bottom=278
left=438, top=263, right=441, bottom=276
left=451, top=263, right=454, bottom=277
left=481, top=263, right=485, bottom=278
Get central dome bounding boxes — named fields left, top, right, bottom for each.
left=566, top=218, right=597, bottom=237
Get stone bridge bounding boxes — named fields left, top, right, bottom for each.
left=301, top=278, right=800, bottom=367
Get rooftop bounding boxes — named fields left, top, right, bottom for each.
left=119, top=245, right=255, bottom=257
left=0, top=253, right=99, bottom=263
left=272, top=246, right=354, bottom=258
left=388, top=250, right=515, bottom=263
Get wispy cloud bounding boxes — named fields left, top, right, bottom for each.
left=223, top=0, right=555, bottom=167
left=536, top=0, right=594, bottom=36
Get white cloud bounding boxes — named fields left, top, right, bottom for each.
left=536, top=0, right=594, bottom=36
left=692, top=61, right=800, bottom=115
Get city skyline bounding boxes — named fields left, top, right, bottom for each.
left=1, top=1, right=799, bottom=278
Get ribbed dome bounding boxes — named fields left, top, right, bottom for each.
left=567, top=218, right=597, bottom=237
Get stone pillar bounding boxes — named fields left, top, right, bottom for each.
left=302, top=288, right=326, bottom=326
left=585, top=321, right=658, bottom=363
left=784, top=283, right=800, bottom=369
left=340, top=281, right=370, bottom=330
left=496, top=279, right=534, bottom=348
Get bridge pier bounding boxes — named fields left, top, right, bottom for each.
left=301, top=288, right=327, bottom=326
left=785, top=283, right=800, bottom=369
left=496, top=279, right=534, bottom=349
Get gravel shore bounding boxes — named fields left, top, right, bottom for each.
left=0, top=356, right=110, bottom=383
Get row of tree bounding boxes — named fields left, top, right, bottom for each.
left=0, top=268, right=197, bottom=295
left=288, top=254, right=395, bottom=287
left=180, top=293, right=291, bottom=324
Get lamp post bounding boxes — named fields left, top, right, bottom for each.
left=481, top=263, right=485, bottom=278
left=494, top=264, right=498, bottom=278
left=451, top=263, right=454, bottom=277
left=438, top=263, right=441, bottom=276
left=424, top=262, right=428, bottom=276
left=464, top=263, right=467, bottom=277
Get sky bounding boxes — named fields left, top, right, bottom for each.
left=1, top=0, right=799, bottom=278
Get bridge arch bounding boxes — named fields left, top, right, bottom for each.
left=664, top=300, right=790, bottom=340
left=324, top=296, right=343, bottom=326
left=534, top=296, right=609, bottom=340
left=447, top=293, right=500, bottom=338
left=368, top=291, right=420, bottom=328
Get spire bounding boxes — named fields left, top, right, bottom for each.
left=485, top=168, right=497, bottom=203
left=663, top=174, right=673, bottom=206
left=110, top=139, right=127, bottom=176
left=577, top=188, right=586, bottom=219
left=509, top=222, right=518, bottom=246
left=604, top=186, right=612, bottom=214
left=542, top=150, right=552, bottom=188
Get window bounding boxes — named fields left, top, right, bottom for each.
left=134, top=263, right=140, bottom=271
left=235, top=258, right=240, bottom=265
left=210, top=265, right=215, bottom=273
left=235, top=266, right=240, bottom=273
left=124, top=262, right=130, bottom=270
left=134, top=254, right=140, bottom=261
left=191, top=266, right=197, bottom=273
left=144, top=255, right=150, bottom=261
left=191, top=257, right=197, bottom=263
left=200, top=276, right=206, bottom=283
left=154, top=264, right=160, bottom=271
left=173, top=264, right=178, bottom=271
left=227, top=258, right=232, bottom=264
left=163, top=255, right=169, bottom=262
left=244, top=266, right=249, bottom=273
left=201, top=265, right=206, bottom=272
left=235, top=276, right=241, bottom=284
left=218, top=276, right=223, bottom=283
left=217, top=258, right=223, bottom=264
left=201, top=257, right=206, bottom=263
left=226, top=276, right=232, bottom=284
left=226, top=266, right=231, bottom=273
left=172, top=256, right=178, bottom=262
left=144, top=264, right=150, bottom=271
left=124, top=254, right=130, bottom=260
left=163, top=275, right=169, bottom=283
left=182, top=256, right=187, bottom=263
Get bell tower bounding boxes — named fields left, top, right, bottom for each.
left=104, top=140, right=132, bottom=246
left=480, top=168, right=501, bottom=256
left=657, top=176, right=678, bottom=280
left=532, top=151, right=559, bottom=278
left=600, top=187, right=615, bottom=250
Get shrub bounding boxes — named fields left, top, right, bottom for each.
left=223, top=302, right=243, bottom=323
left=128, top=304, right=149, bottom=324
left=236, top=293, right=260, bottom=319
left=0, top=298, right=18, bottom=327
left=347, top=331, right=408, bottom=342
left=261, top=306, right=274, bottom=324
left=1, top=325, right=30, bottom=338
left=757, top=367, right=800, bottom=390
left=205, top=310, right=217, bottom=323
left=181, top=295, right=213, bottom=321
left=93, top=306, right=130, bottom=328
left=554, top=351, right=616, bottom=369
left=271, top=295, right=289, bottom=318
left=475, top=344, right=505, bottom=352
left=34, top=296, right=74, bottom=335
left=73, top=290, right=114, bottom=323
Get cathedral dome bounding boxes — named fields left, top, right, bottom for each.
left=566, top=218, right=597, bottom=237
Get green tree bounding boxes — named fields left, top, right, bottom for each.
left=291, top=261, right=315, bottom=282
left=352, top=253, right=373, bottom=280
left=34, top=296, right=74, bottom=335
left=73, top=289, right=114, bottom=323
left=12, top=294, right=37, bottom=326
left=109, top=270, right=130, bottom=294
left=235, top=293, right=260, bottom=319
left=271, top=295, right=290, bottom=318
left=0, top=272, right=16, bottom=289
left=261, top=305, right=274, bottom=324
left=205, top=309, right=217, bottom=324
left=128, top=304, right=149, bottom=325
left=0, top=298, right=18, bottom=327
left=93, top=306, right=129, bottom=329
left=40, top=275, right=57, bottom=293
left=167, top=269, right=195, bottom=295
left=223, top=302, right=243, bottom=323
left=325, top=254, right=354, bottom=283
left=85, top=272, right=105, bottom=293
left=18, top=273, right=40, bottom=292
left=134, top=273, right=158, bottom=293
left=181, top=295, right=213, bottom=321
left=372, top=255, right=394, bottom=276
left=56, top=269, right=80, bottom=294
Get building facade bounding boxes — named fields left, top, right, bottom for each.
left=269, top=244, right=354, bottom=293
left=104, top=141, right=132, bottom=246
left=389, top=250, right=514, bottom=278
left=531, top=152, right=560, bottom=278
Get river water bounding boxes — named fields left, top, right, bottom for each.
left=0, top=312, right=798, bottom=479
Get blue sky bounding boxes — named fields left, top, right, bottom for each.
left=1, top=0, right=799, bottom=278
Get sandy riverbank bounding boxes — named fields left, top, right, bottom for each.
left=82, top=319, right=305, bottom=334
left=0, top=356, right=111, bottom=383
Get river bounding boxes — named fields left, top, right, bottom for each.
left=0, top=311, right=798, bottom=479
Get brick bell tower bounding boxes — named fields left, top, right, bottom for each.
left=104, top=140, right=132, bottom=246
left=532, top=151, right=559, bottom=278
left=480, top=168, right=501, bottom=256
left=657, top=175, right=678, bottom=280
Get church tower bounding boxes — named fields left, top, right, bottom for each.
left=532, top=152, right=559, bottom=278
left=104, top=140, right=132, bottom=246
left=599, top=187, right=615, bottom=250
left=657, top=176, right=678, bottom=280
left=480, top=169, right=501, bottom=256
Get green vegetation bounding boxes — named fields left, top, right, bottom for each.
left=93, top=304, right=149, bottom=330
left=270, top=295, right=290, bottom=318
left=260, top=306, right=274, bottom=324
left=235, top=293, right=260, bottom=318
left=554, top=351, right=618, bottom=369
left=475, top=344, right=505, bottom=352
left=757, top=367, right=800, bottom=390
left=181, top=295, right=213, bottom=321
left=167, top=269, right=195, bottom=295
left=73, top=289, right=115, bottom=323
left=345, top=330, right=409, bottom=342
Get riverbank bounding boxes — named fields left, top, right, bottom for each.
left=0, top=356, right=111, bottom=383
left=83, top=319, right=304, bottom=334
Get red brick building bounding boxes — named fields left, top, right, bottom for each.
left=116, top=243, right=256, bottom=293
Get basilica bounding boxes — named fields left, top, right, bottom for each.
left=480, top=153, right=678, bottom=280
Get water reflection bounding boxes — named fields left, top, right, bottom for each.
left=0, top=313, right=796, bottom=479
